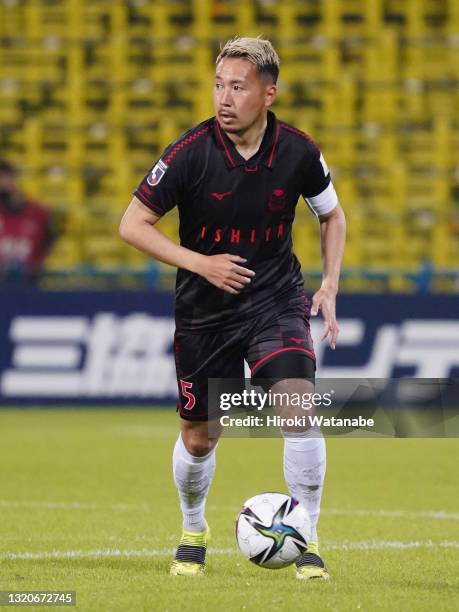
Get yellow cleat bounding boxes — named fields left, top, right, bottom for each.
left=170, top=526, right=210, bottom=576
left=169, top=560, right=205, bottom=577
left=295, top=542, right=330, bottom=580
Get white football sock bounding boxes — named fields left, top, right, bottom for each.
left=172, top=434, right=216, bottom=533
left=283, top=427, right=326, bottom=544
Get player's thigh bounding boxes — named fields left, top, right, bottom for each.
left=174, top=328, right=245, bottom=425
left=245, top=308, right=316, bottom=430
left=246, top=305, right=316, bottom=382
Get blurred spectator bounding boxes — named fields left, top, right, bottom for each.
left=0, top=160, right=55, bottom=284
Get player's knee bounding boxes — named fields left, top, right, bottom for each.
left=185, top=439, right=215, bottom=457
left=182, top=434, right=216, bottom=457
left=180, top=419, right=219, bottom=457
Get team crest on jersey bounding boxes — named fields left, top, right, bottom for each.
left=147, top=159, right=168, bottom=186
left=267, top=188, right=287, bottom=212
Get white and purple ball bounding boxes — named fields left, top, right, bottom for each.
left=235, top=492, right=310, bottom=569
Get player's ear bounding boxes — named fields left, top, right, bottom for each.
left=265, top=84, right=277, bottom=107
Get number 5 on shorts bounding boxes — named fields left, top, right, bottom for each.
left=180, top=380, right=196, bottom=410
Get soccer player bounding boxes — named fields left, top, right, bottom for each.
left=120, top=37, right=346, bottom=580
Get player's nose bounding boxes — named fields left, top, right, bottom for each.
left=220, top=87, right=233, bottom=106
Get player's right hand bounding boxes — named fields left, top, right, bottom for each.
left=199, top=254, right=255, bottom=295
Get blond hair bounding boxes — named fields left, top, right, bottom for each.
left=216, top=37, right=280, bottom=84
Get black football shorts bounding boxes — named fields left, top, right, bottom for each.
left=173, top=294, right=316, bottom=421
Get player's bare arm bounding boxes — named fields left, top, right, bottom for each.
left=119, top=196, right=255, bottom=295
left=311, top=202, right=346, bottom=350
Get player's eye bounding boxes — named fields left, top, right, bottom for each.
left=233, top=85, right=242, bottom=91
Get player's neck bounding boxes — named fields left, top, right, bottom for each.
left=224, top=116, right=268, bottom=161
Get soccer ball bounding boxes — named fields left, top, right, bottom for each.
left=235, top=492, right=310, bottom=569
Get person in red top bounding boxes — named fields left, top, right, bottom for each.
left=0, top=160, right=55, bottom=283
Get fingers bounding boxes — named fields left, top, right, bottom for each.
left=226, top=254, right=247, bottom=263
left=323, top=323, right=339, bottom=349
left=330, top=324, right=339, bottom=350
left=320, top=321, right=330, bottom=342
left=221, top=277, right=249, bottom=293
left=206, top=254, right=255, bottom=293
left=316, top=296, right=339, bottom=349
left=320, top=317, right=339, bottom=349
left=310, top=294, right=321, bottom=316
left=226, top=279, right=245, bottom=291
left=225, top=254, right=255, bottom=279
left=222, top=285, right=239, bottom=295
left=232, top=264, right=255, bottom=279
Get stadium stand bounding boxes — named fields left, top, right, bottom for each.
left=0, top=0, right=458, bottom=291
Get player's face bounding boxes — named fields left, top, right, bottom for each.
left=213, top=58, right=277, bottom=134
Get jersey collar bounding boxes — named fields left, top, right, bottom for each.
left=213, top=110, right=280, bottom=170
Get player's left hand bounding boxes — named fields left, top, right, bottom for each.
left=310, top=286, right=339, bottom=350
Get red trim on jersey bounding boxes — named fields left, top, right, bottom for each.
left=267, top=122, right=280, bottom=167
left=214, top=119, right=236, bottom=167
left=251, top=347, right=315, bottom=375
left=133, top=190, right=164, bottom=216
left=163, top=125, right=210, bottom=166
left=280, top=122, right=318, bottom=147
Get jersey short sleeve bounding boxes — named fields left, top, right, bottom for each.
left=134, top=145, right=187, bottom=216
left=301, top=145, right=338, bottom=217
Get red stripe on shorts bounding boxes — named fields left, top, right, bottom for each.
left=251, top=347, right=315, bottom=375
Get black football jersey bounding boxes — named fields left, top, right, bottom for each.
left=134, top=111, right=336, bottom=332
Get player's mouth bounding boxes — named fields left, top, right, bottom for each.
left=219, top=111, right=237, bottom=120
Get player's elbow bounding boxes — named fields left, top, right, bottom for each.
left=336, top=203, right=347, bottom=231
left=120, top=197, right=161, bottom=244
left=319, top=201, right=345, bottom=225
left=119, top=214, right=135, bottom=245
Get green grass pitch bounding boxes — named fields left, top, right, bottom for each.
left=0, top=409, right=457, bottom=611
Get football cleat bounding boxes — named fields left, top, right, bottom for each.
left=170, top=525, right=210, bottom=576
left=295, top=541, right=330, bottom=580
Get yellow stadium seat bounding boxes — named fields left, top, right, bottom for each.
left=0, top=0, right=456, bottom=279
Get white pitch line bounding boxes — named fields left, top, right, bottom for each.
left=323, top=508, right=459, bottom=521
left=1, top=541, right=458, bottom=561
left=1, top=500, right=458, bottom=521
left=0, top=547, right=232, bottom=561
left=324, top=540, right=459, bottom=551
left=0, top=500, right=150, bottom=512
